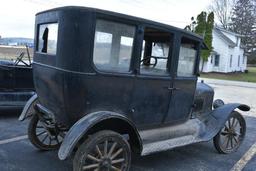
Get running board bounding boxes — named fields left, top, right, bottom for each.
left=139, top=115, right=220, bottom=156
left=141, top=135, right=201, bottom=156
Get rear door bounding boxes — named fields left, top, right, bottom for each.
left=165, top=36, right=199, bottom=123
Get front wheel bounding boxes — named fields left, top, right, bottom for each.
left=213, top=111, right=246, bottom=154
left=73, top=130, right=131, bottom=171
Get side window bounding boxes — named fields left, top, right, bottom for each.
left=93, top=19, right=135, bottom=73
left=177, top=37, right=198, bottom=77
left=37, top=23, right=58, bottom=55
left=214, top=55, right=220, bottom=66
left=140, top=27, right=172, bottom=76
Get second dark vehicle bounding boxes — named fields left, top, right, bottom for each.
left=19, top=6, right=250, bottom=171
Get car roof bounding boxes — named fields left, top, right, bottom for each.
left=36, top=6, right=203, bottom=41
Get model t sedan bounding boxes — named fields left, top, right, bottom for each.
left=19, top=6, right=250, bottom=171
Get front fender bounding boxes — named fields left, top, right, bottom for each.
left=18, top=94, right=38, bottom=121
left=206, top=103, right=250, bottom=139
left=58, top=111, right=142, bottom=160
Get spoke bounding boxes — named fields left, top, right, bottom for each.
left=59, top=132, right=65, bottom=138
left=235, top=131, right=241, bottom=136
left=55, top=135, right=60, bottom=144
left=221, top=131, right=229, bottom=136
left=111, top=148, right=123, bottom=160
left=104, top=140, right=108, bottom=156
left=224, top=124, right=229, bottom=131
left=87, top=154, right=100, bottom=162
left=233, top=119, right=239, bottom=128
left=36, top=126, right=44, bottom=129
left=233, top=135, right=239, bottom=144
left=231, top=118, right=236, bottom=127
left=112, top=158, right=125, bottom=164
left=111, top=166, right=121, bottom=171
left=95, top=145, right=103, bottom=158
left=36, top=131, right=47, bottom=137
left=230, top=136, right=234, bottom=148
left=49, top=137, right=52, bottom=146
left=222, top=135, right=228, bottom=146
left=108, top=142, right=117, bottom=157
left=228, top=119, right=231, bottom=129
left=82, top=163, right=99, bottom=170
left=225, top=136, right=230, bottom=149
left=42, top=134, right=48, bottom=143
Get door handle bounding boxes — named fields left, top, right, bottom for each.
left=167, top=87, right=180, bottom=91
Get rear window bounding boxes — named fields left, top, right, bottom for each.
left=37, top=23, right=58, bottom=55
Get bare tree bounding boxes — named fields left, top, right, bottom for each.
left=209, top=0, right=234, bottom=29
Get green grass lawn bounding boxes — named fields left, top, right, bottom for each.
left=201, top=67, right=256, bottom=83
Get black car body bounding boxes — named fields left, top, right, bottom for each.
left=0, top=51, right=34, bottom=111
left=19, top=6, right=250, bottom=171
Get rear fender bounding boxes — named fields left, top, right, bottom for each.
left=18, top=94, right=38, bottom=121
left=58, top=111, right=142, bottom=160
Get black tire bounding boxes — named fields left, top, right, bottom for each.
left=73, top=130, right=131, bottom=171
left=28, top=114, right=63, bottom=151
left=213, top=111, right=246, bottom=154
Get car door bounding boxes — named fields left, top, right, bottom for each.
left=0, top=62, right=15, bottom=90
left=13, top=66, right=33, bottom=90
left=130, top=26, right=174, bottom=128
left=164, top=36, right=200, bottom=123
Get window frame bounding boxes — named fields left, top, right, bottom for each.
left=138, top=25, right=174, bottom=77
left=36, top=22, right=59, bottom=55
left=214, top=54, right=220, bottom=67
left=176, top=36, right=200, bottom=78
left=91, top=17, right=137, bottom=75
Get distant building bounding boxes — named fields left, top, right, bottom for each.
left=0, top=37, right=34, bottom=47
left=200, top=27, right=247, bottom=73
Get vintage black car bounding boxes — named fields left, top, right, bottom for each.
left=19, top=6, right=250, bottom=171
left=0, top=47, right=34, bottom=111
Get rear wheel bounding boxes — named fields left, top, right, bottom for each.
left=213, top=111, right=246, bottom=154
left=73, top=130, right=131, bottom=171
left=28, top=114, right=65, bottom=150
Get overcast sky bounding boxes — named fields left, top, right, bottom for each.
left=0, top=0, right=212, bottom=38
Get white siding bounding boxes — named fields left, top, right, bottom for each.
left=201, top=28, right=247, bottom=73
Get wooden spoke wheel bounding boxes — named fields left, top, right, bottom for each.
left=73, top=130, right=131, bottom=171
left=213, top=111, right=246, bottom=154
left=28, top=114, right=65, bottom=151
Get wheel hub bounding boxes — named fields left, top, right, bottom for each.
left=100, top=158, right=111, bottom=169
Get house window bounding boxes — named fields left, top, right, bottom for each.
left=210, top=55, right=213, bottom=64
left=93, top=19, right=135, bottom=73
left=37, top=23, right=58, bottom=54
left=238, top=55, right=240, bottom=67
left=177, top=37, right=198, bottom=77
left=243, top=56, right=245, bottom=64
left=230, top=55, right=232, bottom=67
left=214, top=55, right=220, bottom=66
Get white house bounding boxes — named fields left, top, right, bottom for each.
left=201, top=27, right=247, bottom=73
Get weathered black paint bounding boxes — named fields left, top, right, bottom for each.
left=0, top=61, right=34, bottom=110
left=31, top=6, right=250, bottom=160
left=33, top=6, right=203, bottom=128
